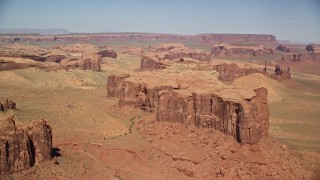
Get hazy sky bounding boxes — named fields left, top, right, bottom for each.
left=0, top=0, right=319, bottom=42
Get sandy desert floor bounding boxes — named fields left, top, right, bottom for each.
left=1, top=43, right=320, bottom=179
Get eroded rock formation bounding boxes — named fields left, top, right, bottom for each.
left=212, top=63, right=260, bottom=81
left=282, top=52, right=320, bottom=62
left=211, top=44, right=274, bottom=57
left=306, top=44, right=320, bottom=52
left=0, top=33, right=278, bottom=46
left=0, top=115, right=52, bottom=175
left=140, top=43, right=211, bottom=70
left=0, top=99, right=16, bottom=111
left=107, top=72, right=269, bottom=144
left=0, top=43, right=103, bottom=72
left=276, top=45, right=290, bottom=52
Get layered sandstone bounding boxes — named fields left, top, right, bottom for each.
left=306, top=44, right=320, bottom=52
left=107, top=68, right=269, bottom=144
left=211, top=44, right=274, bottom=57
left=0, top=115, right=52, bottom=175
left=0, top=43, right=104, bottom=71
left=98, top=49, right=117, bottom=59
left=194, top=62, right=290, bottom=81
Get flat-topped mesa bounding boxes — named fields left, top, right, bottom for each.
left=211, top=44, right=274, bottom=57
left=107, top=73, right=269, bottom=144
left=0, top=43, right=105, bottom=71
left=141, top=43, right=211, bottom=70
left=282, top=52, right=320, bottom=62
left=199, top=34, right=277, bottom=47
left=196, top=63, right=290, bottom=82
left=0, top=115, right=52, bottom=176
left=0, top=33, right=278, bottom=46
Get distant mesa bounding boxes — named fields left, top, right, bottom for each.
left=282, top=44, right=320, bottom=62
left=211, top=44, right=274, bottom=57
left=98, top=49, right=117, bottom=59
left=0, top=33, right=278, bottom=47
left=0, top=28, right=70, bottom=35
left=140, top=43, right=211, bottom=70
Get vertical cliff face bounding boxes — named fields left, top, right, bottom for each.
left=156, top=88, right=269, bottom=144
left=107, top=74, right=269, bottom=144
left=0, top=115, right=52, bottom=175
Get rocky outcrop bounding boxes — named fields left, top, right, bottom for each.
left=140, top=43, right=211, bottom=70
left=276, top=45, right=290, bottom=52
left=211, top=44, right=274, bottom=57
left=0, top=115, right=52, bottom=175
left=282, top=52, right=320, bottom=62
left=140, top=55, right=166, bottom=70
left=212, top=63, right=260, bottom=81
left=0, top=60, right=38, bottom=71
left=306, top=44, right=320, bottom=52
left=199, top=34, right=277, bottom=46
left=156, top=88, right=269, bottom=144
left=0, top=33, right=278, bottom=46
left=163, top=52, right=211, bottom=61
left=0, top=43, right=103, bottom=72
left=107, top=74, right=130, bottom=97
left=0, top=99, right=16, bottom=111
left=107, top=74, right=269, bottom=144
left=44, top=55, right=66, bottom=63
left=98, top=49, right=117, bottom=59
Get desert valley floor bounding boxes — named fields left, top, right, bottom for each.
left=0, top=34, right=320, bottom=179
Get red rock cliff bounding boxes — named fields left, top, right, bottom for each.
left=107, top=74, right=269, bottom=144
left=0, top=115, right=52, bottom=175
